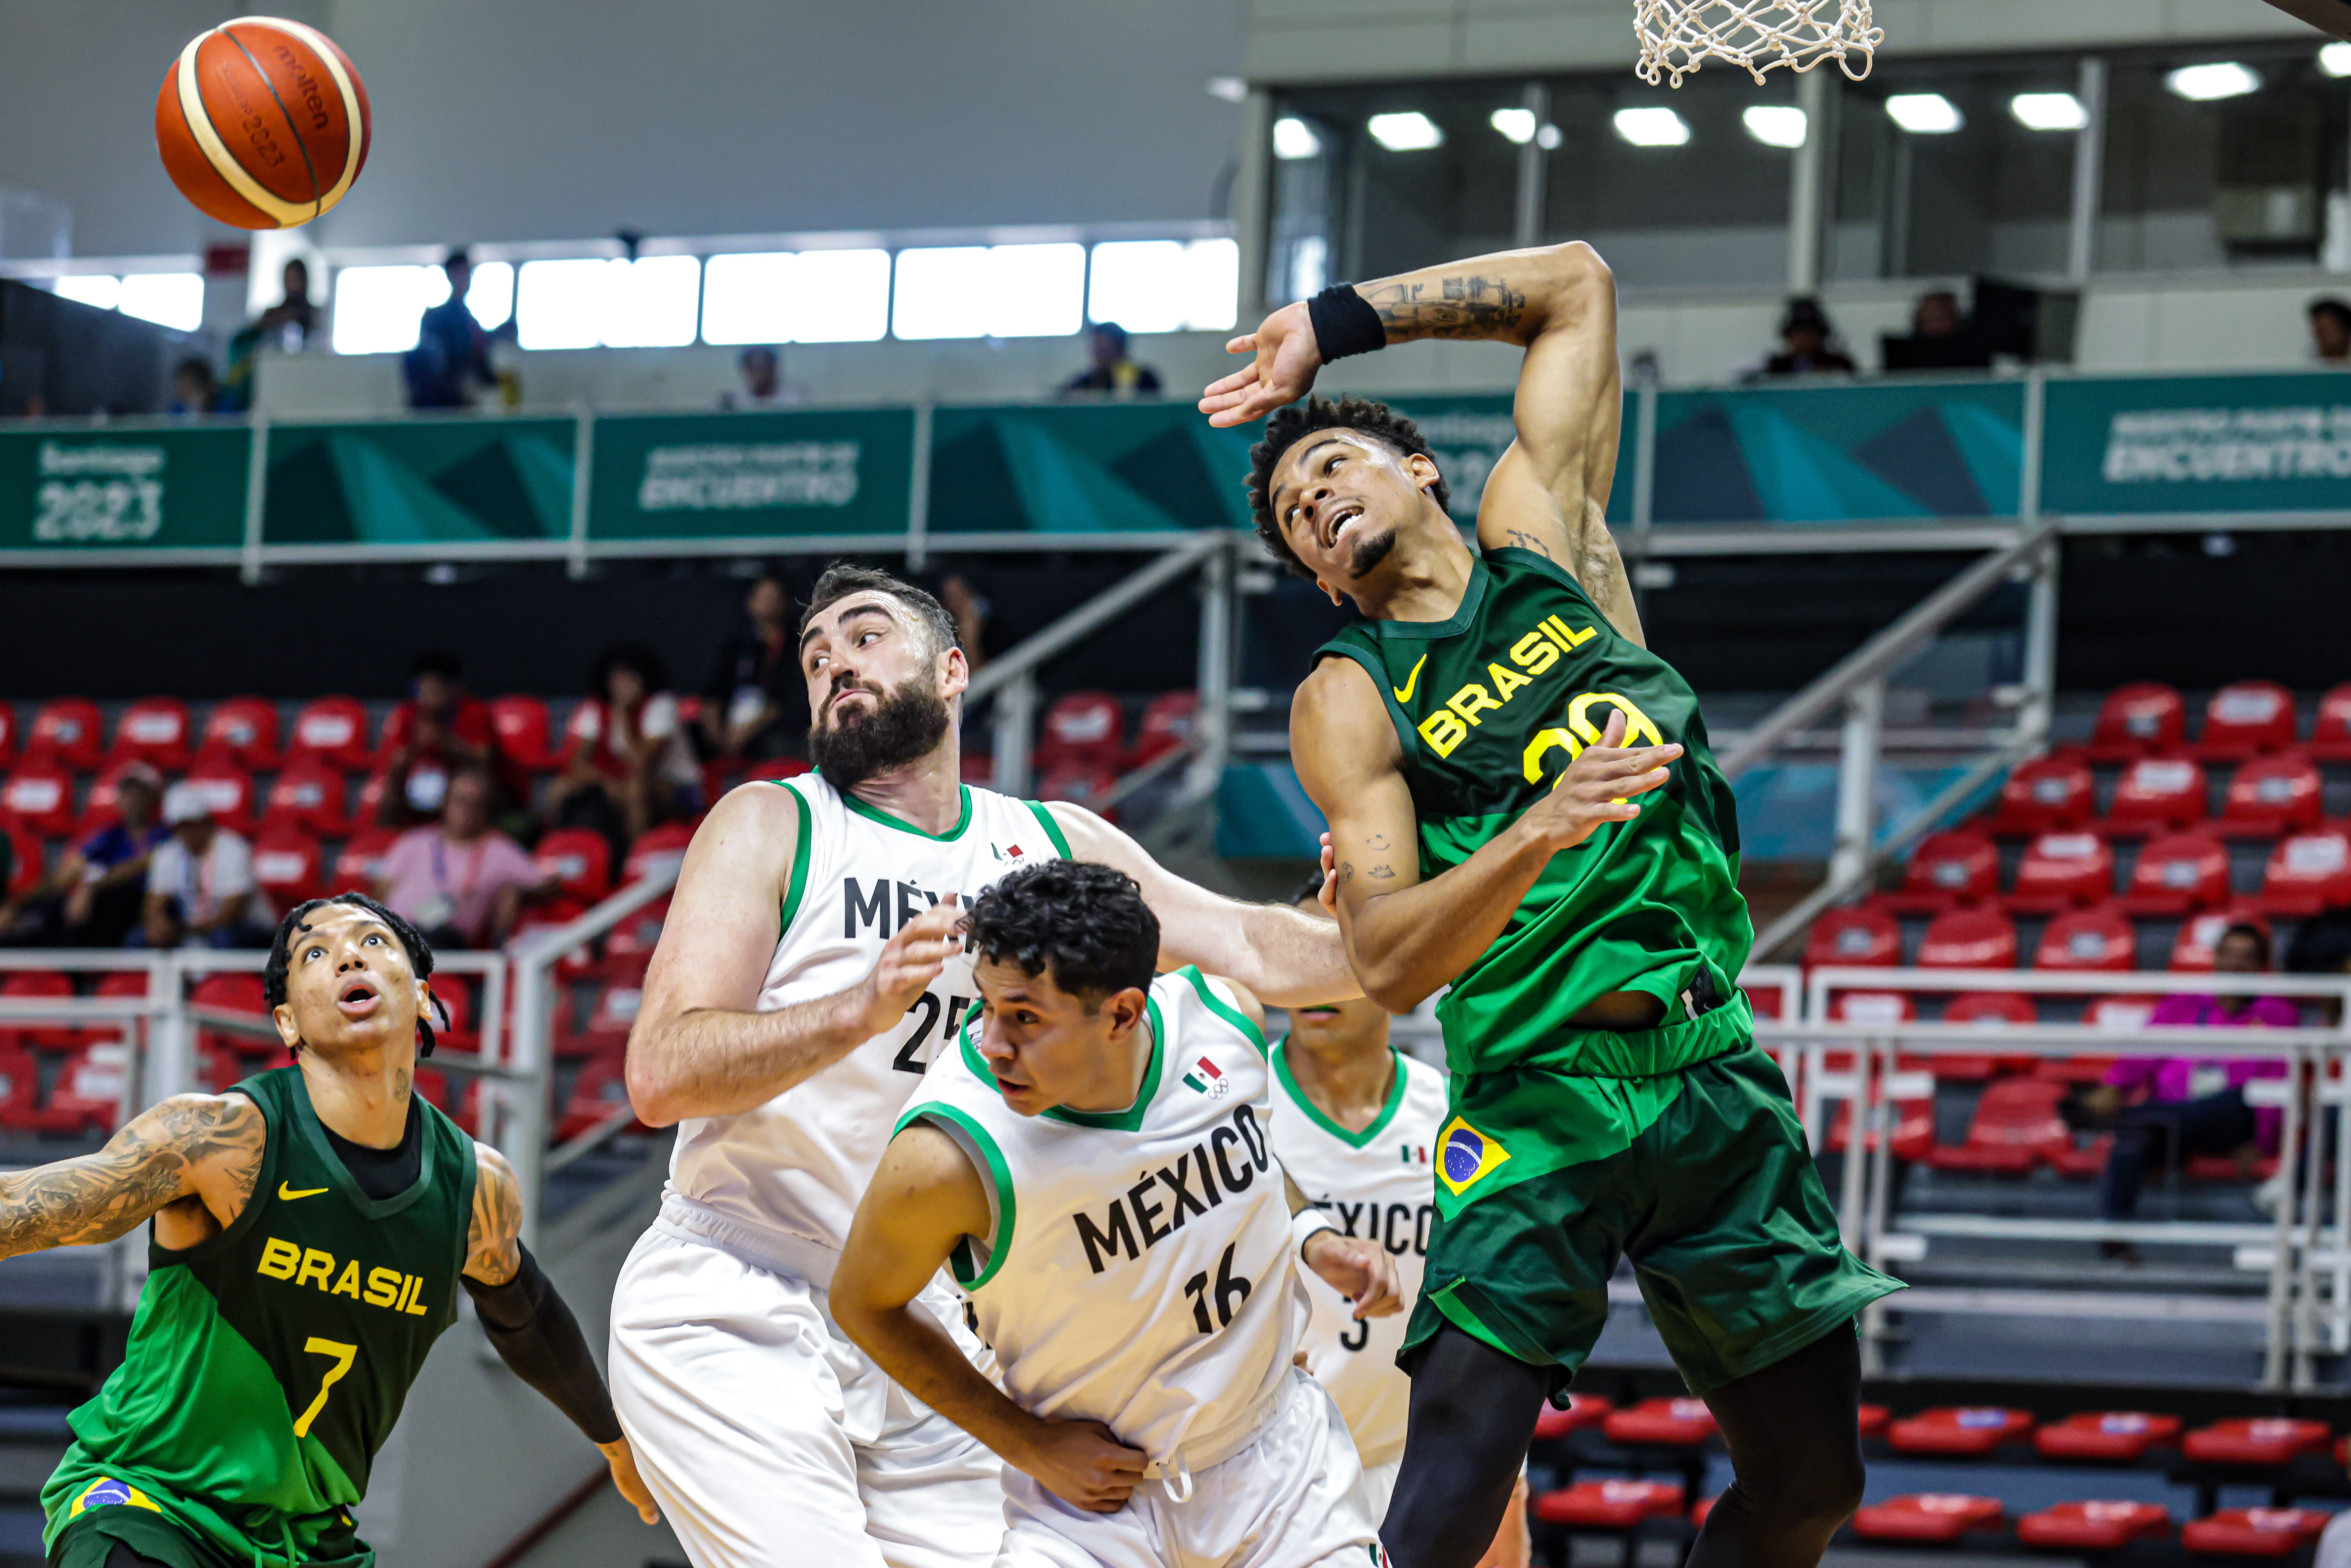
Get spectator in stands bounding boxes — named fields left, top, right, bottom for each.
left=140, top=782, right=271, bottom=949
left=219, top=257, right=319, bottom=412
left=1749, top=296, right=1857, bottom=379
left=375, top=766, right=548, bottom=949
left=169, top=357, right=218, bottom=415
left=938, top=572, right=991, bottom=676
left=551, top=642, right=705, bottom=850
left=721, top=345, right=804, bottom=410
left=403, top=248, right=497, bottom=410
left=378, top=649, right=506, bottom=825
left=1062, top=322, right=1162, bottom=396
left=2071, top=923, right=2294, bottom=1239
left=2309, top=297, right=2351, bottom=365
left=0, top=764, right=165, bottom=948
left=698, top=572, right=810, bottom=763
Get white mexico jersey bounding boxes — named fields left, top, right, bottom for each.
left=1270, top=1041, right=1447, bottom=1468
left=662, top=773, right=1067, bottom=1267
left=903, top=968, right=1307, bottom=1473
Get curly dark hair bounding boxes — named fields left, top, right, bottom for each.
left=264, top=892, right=448, bottom=1060
left=963, top=860, right=1159, bottom=1006
left=800, top=562, right=960, bottom=658
left=1245, top=395, right=1451, bottom=579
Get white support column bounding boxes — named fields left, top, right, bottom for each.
left=993, top=673, right=1036, bottom=800
left=1512, top=82, right=1549, bottom=250
left=1191, top=538, right=1236, bottom=797
left=2068, top=58, right=2109, bottom=284
left=1829, top=677, right=1885, bottom=898
left=1232, top=90, right=1276, bottom=321
left=565, top=408, right=594, bottom=581
left=1787, top=68, right=1832, bottom=294
left=507, top=955, right=551, bottom=1247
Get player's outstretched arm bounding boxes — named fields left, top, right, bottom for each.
left=0, top=1093, right=261, bottom=1260
left=458, top=1144, right=658, bottom=1526
left=1043, top=803, right=1360, bottom=1008
left=1282, top=1168, right=1404, bottom=1321
left=1294, top=662, right=1680, bottom=1013
left=626, top=782, right=962, bottom=1125
left=836, top=1125, right=1149, bottom=1513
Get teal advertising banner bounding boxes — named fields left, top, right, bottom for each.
left=264, top=418, right=576, bottom=545
left=0, top=423, right=249, bottom=555
left=927, top=403, right=1260, bottom=534
left=588, top=407, right=916, bottom=541
left=2041, top=371, right=2351, bottom=517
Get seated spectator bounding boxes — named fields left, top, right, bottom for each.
left=699, top=573, right=810, bottom=763
left=2310, top=297, right=2350, bottom=365
left=170, top=357, right=218, bottom=415
left=1062, top=322, right=1162, bottom=396
left=140, top=783, right=271, bottom=949
left=0, top=764, right=166, bottom=948
left=550, top=643, right=705, bottom=849
left=939, top=572, right=991, bottom=676
left=379, top=649, right=506, bottom=825
left=2066, top=923, right=2294, bottom=1237
left=1881, top=288, right=1993, bottom=371
left=1750, top=296, right=1856, bottom=379
left=375, top=767, right=548, bottom=950
left=403, top=248, right=496, bottom=410
left=219, top=256, right=319, bottom=412
left=721, top=345, right=804, bottom=410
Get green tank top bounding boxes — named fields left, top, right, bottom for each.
left=44, top=1067, right=477, bottom=1568
left=1315, top=547, right=1754, bottom=1080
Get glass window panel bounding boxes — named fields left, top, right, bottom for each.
left=894, top=244, right=1083, bottom=339
left=987, top=242, right=1086, bottom=337
left=516, top=258, right=610, bottom=350
left=702, top=252, right=796, bottom=344
left=466, top=261, right=514, bottom=332
left=603, top=255, right=701, bottom=348
left=51, top=275, right=119, bottom=310
left=117, top=273, right=204, bottom=333
left=330, top=264, right=446, bottom=354
left=1179, top=238, right=1240, bottom=332
left=789, top=248, right=892, bottom=342
left=1089, top=241, right=1189, bottom=333
left=893, top=246, right=993, bottom=339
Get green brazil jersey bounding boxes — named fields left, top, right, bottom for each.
left=43, top=1067, right=477, bottom=1568
left=1315, top=546, right=1754, bottom=1079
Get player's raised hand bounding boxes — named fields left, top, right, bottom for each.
left=1303, top=1230, right=1405, bottom=1320
left=1520, top=709, right=1681, bottom=856
left=598, top=1436, right=661, bottom=1525
left=1199, top=300, right=1322, bottom=427
left=854, top=893, right=962, bottom=1038
left=1017, top=1417, right=1148, bottom=1512
left=1317, top=831, right=1338, bottom=913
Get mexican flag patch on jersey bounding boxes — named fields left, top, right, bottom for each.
left=1182, top=1057, right=1229, bottom=1098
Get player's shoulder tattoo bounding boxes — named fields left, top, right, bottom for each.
left=465, top=1142, right=523, bottom=1285
left=0, top=1092, right=263, bottom=1257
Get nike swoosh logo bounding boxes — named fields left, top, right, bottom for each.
left=278, top=1183, right=330, bottom=1201
left=1392, top=654, right=1427, bottom=706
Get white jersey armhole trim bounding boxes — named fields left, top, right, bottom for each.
left=891, top=1101, right=1015, bottom=1291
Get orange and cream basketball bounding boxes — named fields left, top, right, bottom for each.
left=153, top=17, right=371, bottom=230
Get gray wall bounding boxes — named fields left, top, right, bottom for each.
left=0, top=0, right=1245, bottom=258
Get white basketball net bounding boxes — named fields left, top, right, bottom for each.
left=1634, top=0, right=1883, bottom=88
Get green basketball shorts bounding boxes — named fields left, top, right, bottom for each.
left=1403, top=1045, right=1904, bottom=1395
left=47, top=1508, right=223, bottom=1568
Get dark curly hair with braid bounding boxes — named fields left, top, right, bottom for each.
left=1245, top=395, right=1451, bottom=579
left=264, top=892, right=448, bottom=1060
left=962, top=860, right=1159, bottom=1008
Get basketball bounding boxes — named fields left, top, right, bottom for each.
left=152, top=16, right=370, bottom=230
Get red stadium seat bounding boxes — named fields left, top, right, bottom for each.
left=2036, top=907, right=2136, bottom=973
left=2008, top=831, right=2114, bottom=913
left=288, top=697, right=374, bottom=772
left=1806, top=905, right=1899, bottom=968
left=198, top=697, right=281, bottom=770
left=2197, top=681, right=2298, bottom=762
left=1992, top=756, right=2094, bottom=836
left=489, top=695, right=558, bottom=773
left=2181, top=1418, right=2332, bottom=1466
left=958, top=754, right=996, bottom=789
left=180, top=758, right=256, bottom=836
left=250, top=827, right=325, bottom=908
left=600, top=897, right=668, bottom=988
left=2310, top=684, right=2351, bottom=762
left=1827, top=1096, right=1934, bottom=1162
left=2088, top=682, right=2187, bottom=763
left=1850, top=1494, right=2003, bottom=1544
left=582, top=980, right=644, bottom=1042
left=2173, top=908, right=2273, bottom=972
left=1944, top=990, right=2036, bottom=1026
left=191, top=972, right=274, bottom=1058
left=1532, top=1480, right=1684, bottom=1530
left=511, top=904, right=598, bottom=981
left=83, top=972, right=149, bottom=1052
left=2086, top=994, right=2160, bottom=1032
left=0, top=1042, right=41, bottom=1132
left=260, top=755, right=351, bottom=839
left=1831, top=990, right=1915, bottom=1026
left=6, top=826, right=43, bottom=897
left=1928, top=1082, right=2068, bottom=1174
left=624, top=822, right=696, bottom=886
left=557, top=1046, right=644, bottom=1144
left=1918, top=908, right=2019, bottom=970
left=535, top=828, right=614, bottom=904
left=73, top=759, right=152, bottom=840
left=0, top=701, right=16, bottom=769
left=1037, top=764, right=1120, bottom=819
left=2183, top=1508, right=2330, bottom=1558
left=1033, top=691, right=1125, bottom=775
left=1532, top=1394, right=1614, bottom=1441
left=2217, top=754, right=2323, bottom=839
left=1603, top=1397, right=1718, bottom=1447
left=0, top=970, right=78, bottom=1050
left=2033, top=1411, right=2183, bottom=1461
left=2256, top=827, right=2351, bottom=918
left=1887, top=1407, right=2036, bottom=1455
left=36, top=1043, right=132, bottom=1136
left=1, top=758, right=76, bottom=839
left=25, top=698, right=103, bottom=771
left=1859, top=1404, right=1890, bottom=1438
left=2104, top=756, right=2207, bottom=837
left=108, top=697, right=193, bottom=772
left=2017, top=1501, right=2170, bottom=1550
left=1129, top=691, right=1198, bottom=769
left=2120, top=832, right=2232, bottom=916
left=334, top=826, right=400, bottom=891
left=1885, top=829, right=1999, bottom=914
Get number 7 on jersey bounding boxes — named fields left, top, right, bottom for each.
left=292, top=1336, right=358, bottom=1437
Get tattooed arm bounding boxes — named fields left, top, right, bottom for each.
left=462, top=1141, right=524, bottom=1285
left=0, top=1093, right=264, bottom=1260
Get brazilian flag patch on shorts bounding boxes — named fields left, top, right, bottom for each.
left=68, top=1477, right=164, bottom=1518
left=1437, top=1117, right=1510, bottom=1196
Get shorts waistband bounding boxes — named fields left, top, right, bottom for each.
left=1537, top=993, right=1754, bottom=1080
left=653, top=1193, right=842, bottom=1289
left=1140, top=1369, right=1296, bottom=1480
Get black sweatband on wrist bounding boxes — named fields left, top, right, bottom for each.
left=1307, top=284, right=1386, bottom=363
left=463, top=1242, right=623, bottom=1445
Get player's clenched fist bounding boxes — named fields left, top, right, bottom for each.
left=1016, top=1417, right=1148, bottom=1512
left=1303, top=1232, right=1405, bottom=1321
left=1519, top=709, right=1681, bottom=855
left=853, top=893, right=963, bottom=1038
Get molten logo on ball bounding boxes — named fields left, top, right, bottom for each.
left=154, top=17, right=372, bottom=231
